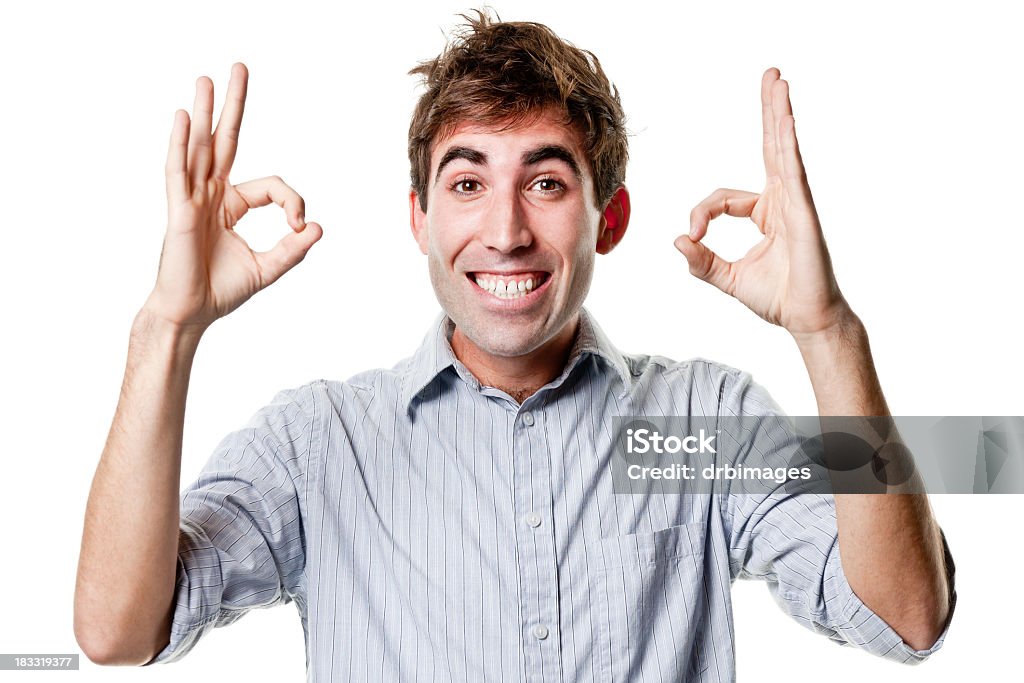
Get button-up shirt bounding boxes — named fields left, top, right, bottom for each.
left=148, top=309, right=953, bottom=681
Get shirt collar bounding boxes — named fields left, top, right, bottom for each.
left=399, top=312, right=462, bottom=409
left=567, top=307, right=633, bottom=391
left=399, top=307, right=632, bottom=410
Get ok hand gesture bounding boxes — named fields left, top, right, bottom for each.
left=144, top=63, right=322, bottom=332
left=675, top=68, right=853, bottom=339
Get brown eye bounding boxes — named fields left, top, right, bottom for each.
left=453, top=179, right=480, bottom=194
left=534, top=178, right=564, bottom=193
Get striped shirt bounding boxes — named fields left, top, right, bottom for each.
left=147, top=308, right=953, bottom=681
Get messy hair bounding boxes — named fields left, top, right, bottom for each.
left=408, top=9, right=628, bottom=211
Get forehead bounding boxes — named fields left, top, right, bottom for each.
left=430, top=111, right=589, bottom=170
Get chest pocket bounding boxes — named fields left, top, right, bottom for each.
left=589, top=522, right=709, bottom=682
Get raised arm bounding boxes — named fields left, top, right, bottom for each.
left=73, top=63, right=322, bottom=665
left=675, top=68, right=950, bottom=651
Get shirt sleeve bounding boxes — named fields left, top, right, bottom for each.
left=144, top=384, right=318, bottom=665
left=717, top=369, right=956, bottom=664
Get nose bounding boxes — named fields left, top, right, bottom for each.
left=479, top=189, right=533, bottom=254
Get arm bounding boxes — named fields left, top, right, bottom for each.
left=73, top=63, right=322, bottom=665
left=73, top=311, right=201, bottom=665
left=795, top=317, right=950, bottom=650
left=676, top=68, right=950, bottom=651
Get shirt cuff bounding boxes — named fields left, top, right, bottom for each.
left=142, top=525, right=227, bottom=665
left=828, top=527, right=957, bottom=664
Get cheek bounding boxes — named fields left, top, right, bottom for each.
left=571, top=250, right=595, bottom=285
left=562, top=213, right=601, bottom=264
left=554, top=232, right=595, bottom=290
left=426, top=221, right=472, bottom=271
left=428, top=201, right=479, bottom=250
left=558, top=213, right=599, bottom=291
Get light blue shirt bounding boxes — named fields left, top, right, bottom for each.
left=148, top=308, right=954, bottom=681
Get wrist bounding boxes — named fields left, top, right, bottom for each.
left=132, top=305, right=206, bottom=357
left=790, top=308, right=864, bottom=355
left=792, top=312, right=889, bottom=416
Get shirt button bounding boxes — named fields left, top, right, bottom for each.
left=521, top=412, right=535, bottom=426
left=532, top=624, right=549, bottom=640
left=525, top=512, right=542, bottom=528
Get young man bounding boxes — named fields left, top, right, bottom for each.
left=75, top=12, right=954, bottom=681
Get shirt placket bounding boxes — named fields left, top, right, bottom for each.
left=511, top=405, right=562, bottom=683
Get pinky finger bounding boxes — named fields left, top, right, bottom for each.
left=254, top=221, right=324, bottom=288
left=165, top=109, right=190, bottom=201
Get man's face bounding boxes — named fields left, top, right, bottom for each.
left=410, top=110, right=625, bottom=360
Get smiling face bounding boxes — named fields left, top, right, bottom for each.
left=410, top=110, right=629, bottom=366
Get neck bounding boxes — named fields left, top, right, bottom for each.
left=450, top=315, right=579, bottom=404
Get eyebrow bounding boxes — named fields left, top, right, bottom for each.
left=434, top=146, right=487, bottom=185
left=521, top=145, right=582, bottom=182
left=433, top=144, right=583, bottom=185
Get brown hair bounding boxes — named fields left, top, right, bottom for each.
left=408, top=10, right=628, bottom=211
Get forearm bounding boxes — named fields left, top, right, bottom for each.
left=794, top=315, right=950, bottom=651
left=74, top=307, right=205, bottom=665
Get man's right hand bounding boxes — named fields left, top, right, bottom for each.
left=75, top=64, right=322, bottom=666
left=144, top=63, right=322, bottom=332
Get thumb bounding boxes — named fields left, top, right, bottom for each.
left=256, top=221, right=324, bottom=288
left=674, top=234, right=734, bottom=295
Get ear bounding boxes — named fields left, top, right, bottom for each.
left=409, top=189, right=429, bottom=255
left=595, top=185, right=631, bottom=255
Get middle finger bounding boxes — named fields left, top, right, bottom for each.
left=212, top=63, right=249, bottom=180
left=187, top=76, right=214, bottom=189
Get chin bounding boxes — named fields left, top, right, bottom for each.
left=459, top=319, right=547, bottom=358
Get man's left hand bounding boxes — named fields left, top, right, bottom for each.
left=675, top=68, right=854, bottom=340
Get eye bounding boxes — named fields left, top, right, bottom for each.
left=451, top=178, right=482, bottom=195
left=532, top=177, right=565, bottom=194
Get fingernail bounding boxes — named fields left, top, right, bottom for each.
left=689, top=224, right=698, bottom=238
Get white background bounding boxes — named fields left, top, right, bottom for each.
left=1, top=0, right=1021, bottom=680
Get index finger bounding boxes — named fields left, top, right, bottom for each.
left=688, top=187, right=760, bottom=241
left=211, top=63, right=249, bottom=179
left=233, top=175, right=306, bottom=230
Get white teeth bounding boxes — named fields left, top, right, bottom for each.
left=474, top=274, right=541, bottom=299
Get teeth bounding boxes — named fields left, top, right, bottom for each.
left=474, top=274, right=541, bottom=299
